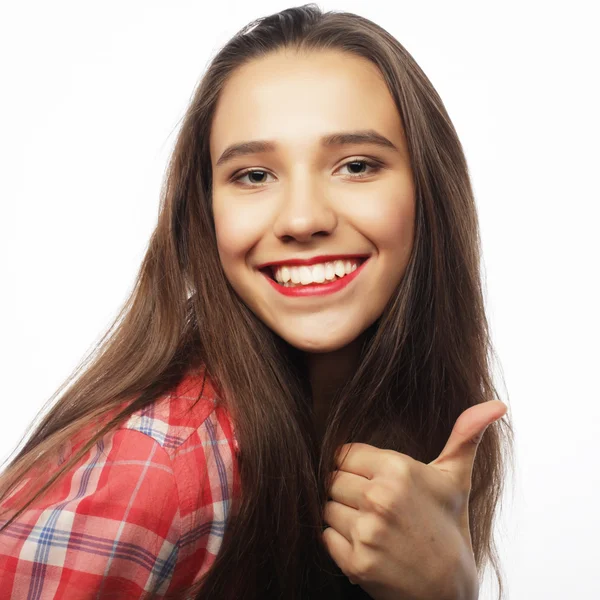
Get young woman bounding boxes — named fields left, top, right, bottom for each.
left=0, top=4, right=514, bottom=599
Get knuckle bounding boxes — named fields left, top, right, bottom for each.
left=354, top=514, right=387, bottom=547
left=349, top=552, right=377, bottom=581
left=363, top=483, right=402, bottom=517
left=390, top=456, right=416, bottom=481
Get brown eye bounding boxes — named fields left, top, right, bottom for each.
left=338, top=159, right=382, bottom=178
left=233, top=169, right=273, bottom=186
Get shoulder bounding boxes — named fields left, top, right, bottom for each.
left=0, top=424, right=180, bottom=597
left=119, top=365, right=240, bottom=459
left=119, top=366, right=242, bottom=588
left=0, top=366, right=241, bottom=597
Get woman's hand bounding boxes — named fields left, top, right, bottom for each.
left=322, top=400, right=507, bottom=600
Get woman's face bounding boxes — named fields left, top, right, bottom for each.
left=210, top=49, right=415, bottom=353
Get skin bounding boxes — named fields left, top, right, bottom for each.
left=210, top=48, right=416, bottom=427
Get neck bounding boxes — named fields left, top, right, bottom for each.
left=305, top=336, right=364, bottom=439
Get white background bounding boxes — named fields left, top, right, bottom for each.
left=1, top=1, right=598, bottom=598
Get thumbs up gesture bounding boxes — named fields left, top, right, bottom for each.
left=322, top=400, right=507, bottom=600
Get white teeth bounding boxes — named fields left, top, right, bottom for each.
left=299, top=266, right=312, bottom=285
left=325, top=262, right=336, bottom=281
left=312, top=264, right=326, bottom=283
left=271, top=259, right=364, bottom=285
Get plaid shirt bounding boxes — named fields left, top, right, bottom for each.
left=0, top=367, right=241, bottom=599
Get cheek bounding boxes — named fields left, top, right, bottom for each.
left=354, top=188, right=415, bottom=256
left=381, top=200, right=415, bottom=255
left=212, top=198, right=265, bottom=267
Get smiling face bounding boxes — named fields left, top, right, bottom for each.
left=209, top=49, right=415, bottom=353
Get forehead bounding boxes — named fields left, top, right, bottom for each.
left=210, top=49, right=405, bottom=162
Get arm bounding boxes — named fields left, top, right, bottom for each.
left=0, top=429, right=181, bottom=599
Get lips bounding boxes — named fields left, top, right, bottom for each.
left=260, top=256, right=370, bottom=297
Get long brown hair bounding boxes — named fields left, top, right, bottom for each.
left=1, top=4, right=514, bottom=599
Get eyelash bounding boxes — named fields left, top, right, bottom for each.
left=230, top=157, right=383, bottom=187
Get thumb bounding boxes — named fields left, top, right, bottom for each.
left=429, top=400, right=507, bottom=486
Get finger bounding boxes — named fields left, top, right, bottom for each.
left=328, top=470, right=366, bottom=509
left=323, top=499, right=358, bottom=544
left=335, top=442, right=407, bottom=480
left=322, top=525, right=355, bottom=580
left=335, top=442, right=383, bottom=474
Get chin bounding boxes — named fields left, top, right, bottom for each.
left=280, top=331, right=360, bottom=354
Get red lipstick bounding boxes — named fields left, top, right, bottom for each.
left=261, top=258, right=369, bottom=297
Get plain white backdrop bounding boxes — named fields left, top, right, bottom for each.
left=1, top=1, right=598, bottom=598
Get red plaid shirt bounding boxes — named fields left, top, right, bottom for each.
left=0, top=366, right=241, bottom=599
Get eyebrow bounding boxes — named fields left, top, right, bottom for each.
left=215, top=129, right=399, bottom=168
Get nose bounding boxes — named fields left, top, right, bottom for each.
left=272, top=176, right=338, bottom=243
